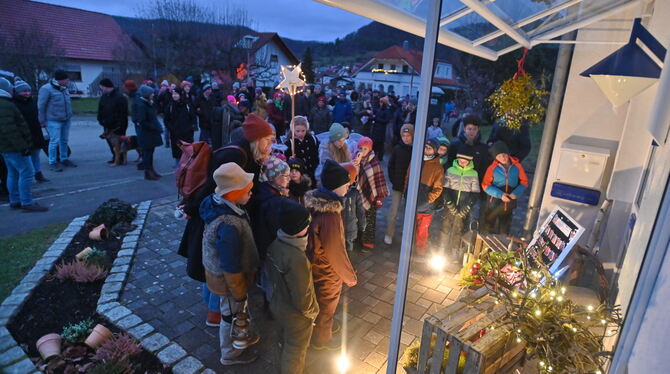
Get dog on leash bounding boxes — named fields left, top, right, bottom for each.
left=100, top=128, right=141, bottom=166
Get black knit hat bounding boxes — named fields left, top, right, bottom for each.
left=489, top=141, right=510, bottom=158
left=280, top=200, right=311, bottom=236
left=99, top=78, right=114, bottom=88
left=321, top=159, right=350, bottom=191
left=288, top=157, right=305, bottom=174
left=54, top=70, right=68, bottom=81
left=456, top=147, right=475, bottom=161
left=425, top=138, right=440, bottom=153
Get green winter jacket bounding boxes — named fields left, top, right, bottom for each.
left=443, top=159, right=480, bottom=212
left=0, top=96, right=33, bottom=153
left=267, top=229, right=320, bottom=321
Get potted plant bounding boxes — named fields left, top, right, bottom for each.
left=36, top=333, right=62, bottom=361
left=85, top=324, right=113, bottom=349
left=89, top=224, right=109, bottom=241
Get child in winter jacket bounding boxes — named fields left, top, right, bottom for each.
left=437, top=136, right=450, bottom=167
left=200, top=162, right=259, bottom=366
left=440, top=150, right=480, bottom=267
left=427, top=117, right=444, bottom=140
left=355, top=137, right=389, bottom=250
left=408, top=138, right=444, bottom=255
left=385, top=123, right=413, bottom=245
left=481, top=141, right=528, bottom=234
left=284, top=116, right=319, bottom=187
left=266, top=200, right=319, bottom=374
left=288, top=157, right=311, bottom=206
left=340, top=162, right=366, bottom=252
left=306, top=160, right=357, bottom=350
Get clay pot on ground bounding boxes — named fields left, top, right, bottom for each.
left=75, top=247, right=93, bottom=261
left=84, top=324, right=112, bottom=349
left=89, top=224, right=109, bottom=241
left=36, top=333, right=61, bottom=361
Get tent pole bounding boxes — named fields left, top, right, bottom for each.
left=386, top=0, right=442, bottom=371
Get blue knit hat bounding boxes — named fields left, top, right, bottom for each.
left=13, top=79, right=31, bottom=95
left=139, top=85, right=154, bottom=99
left=0, top=78, right=13, bottom=96
left=329, top=123, right=346, bottom=142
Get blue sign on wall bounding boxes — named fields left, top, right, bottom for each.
left=550, top=182, right=601, bottom=205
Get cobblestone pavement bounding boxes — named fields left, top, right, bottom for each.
left=120, top=176, right=531, bottom=374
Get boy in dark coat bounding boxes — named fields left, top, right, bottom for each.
left=306, top=160, right=357, bottom=350
left=200, top=162, right=260, bottom=366
left=447, top=114, right=490, bottom=182
left=385, top=123, right=413, bottom=245
left=267, top=200, right=319, bottom=374
left=13, top=79, right=48, bottom=182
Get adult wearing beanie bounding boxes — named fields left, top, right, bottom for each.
left=97, top=78, right=129, bottom=164
left=178, top=113, right=274, bottom=284
left=131, top=85, right=163, bottom=180
left=0, top=78, right=47, bottom=211
left=38, top=70, right=74, bottom=171
left=315, top=123, right=351, bottom=182
left=12, top=79, right=49, bottom=183
left=267, top=199, right=318, bottom=374
left=305, top=159, right=357, bottom=350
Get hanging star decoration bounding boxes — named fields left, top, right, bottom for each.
left=276, top=63, right=305, bottom=96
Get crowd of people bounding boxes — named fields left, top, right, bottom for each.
left=1, top=70, right=530, bottom=372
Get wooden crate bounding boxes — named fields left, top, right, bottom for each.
left=415, top=287, right=525, bottom=374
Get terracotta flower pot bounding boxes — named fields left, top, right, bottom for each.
left=89, top=224, right=109, bottom=241
left=75, top=247, right=93, bottom=261
left=84, top=324, right=112, bottom=349
left=36, top=333, right=61, bottom=361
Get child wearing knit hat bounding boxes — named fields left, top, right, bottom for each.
left=288, top=157, right=311, bottom=206
left=305, top=160, right=357, bottom=350
left=199, top=162, right=260, bottom=365
left=355, top=136, right=389, bottom=251
left=266, top=199, right=318, bottom=374
left=340, top=162, right=366, bottom=252
left=315, top=123, right=351, bottom=181
left=384, top=123, right=414, bottom=245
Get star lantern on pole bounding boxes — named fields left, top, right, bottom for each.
left=276, top=64, right=306, bottom=155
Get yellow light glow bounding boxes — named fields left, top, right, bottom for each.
left=548, top=366, right=553, bottom=372
left=530, top=292, right=537, bottom=299
left=595, top=371, right=602, bottom=374
left=516, top=337, right=522, bottom=343
left=517, top=329, right=521, bottom=333
left=561, top=287, right=566, bottom=294
left=336, top=354, right=350, bottom=373
left=550, top=290, right=556, bottom=297
left=511, top=292, right=518, bottom=298
left=587, top=305, right=594, bottom=312
left=557, top=296, right=564, bottom=302
left=429, top=254, right=447, bottom=272
left=539, top=361, right=545, bottom=367
left=601, top=319, right=606, bottom=325
left=572, top=327, right=577, bottom=332
left=535, top=310, right=542, bottom=317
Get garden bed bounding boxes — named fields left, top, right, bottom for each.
left=7, top=221, right=170, bottom=373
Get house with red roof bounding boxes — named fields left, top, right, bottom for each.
left=352, top=45, right=462, bottom=98
left=0, top=0, right=144, bottom=96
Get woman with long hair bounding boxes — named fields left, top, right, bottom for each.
left=315, top=122, right=351, bottom=182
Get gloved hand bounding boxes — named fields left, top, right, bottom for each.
left=375, top=198, right=383, bottom=209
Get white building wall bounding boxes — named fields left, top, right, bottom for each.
left=538, top=0, right=670, bottom=316
left=353, top=71, right=421, bottom=96
left=253, top=42, right=295, bottom=88
left=61, top=59, right=119, bottom=96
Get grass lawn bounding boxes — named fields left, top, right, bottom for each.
left=0, top=221, right=69, bottom=303
left=71, top=97, right=98, bottom=114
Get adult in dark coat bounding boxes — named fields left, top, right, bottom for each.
left=486, top=121, right=531, bottom=162
left=308, top=84, right=325, bottom=111
left=294, top=91, right=310, bottom=117
left=97, top=79, right=129, bottom=163
left=211, top=100, right=244, bottom=150
left=371, top=97, right=393, bottom=161
left=447, top=114, right=490, bottom=184
left=13, top=80, right=48, bottom=182
left=178, top=113, right=276, bottom=282
left=195, top=84, right=216, bottom=143
left=331, top=92, right=352, bottom=124
left=132, top=85, right=163, bottom=180
left=164, top=89, right=196, bottom=161
left=309, top=97, right=332, bottom=135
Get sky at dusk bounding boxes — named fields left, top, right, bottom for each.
left=34, top=0, right=372, bottom=42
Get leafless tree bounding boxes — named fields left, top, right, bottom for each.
left=136, top=0, right=262, bottom=86
left=0, top=23, right=60, bottom=92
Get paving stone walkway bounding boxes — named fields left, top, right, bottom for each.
left=120, top=177, right=531, bottom=374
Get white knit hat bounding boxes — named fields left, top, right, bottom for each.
left=213, top=163, right=254, bottom=196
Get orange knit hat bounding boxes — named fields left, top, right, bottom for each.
left=223, top=181, right=254, bottom=202
left=340, top=162, right=358, bottom=185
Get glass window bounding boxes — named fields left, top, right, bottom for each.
left=378, top=63, right=385, bottom=70
left=391, top=64, right=397, bottom=71
left=403, top=65, right=410, bottom=73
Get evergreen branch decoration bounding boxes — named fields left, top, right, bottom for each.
left=487, top=74, right=548, bottom=131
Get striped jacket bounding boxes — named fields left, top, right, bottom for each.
left=443, top=159, right=480, bottom=211
left=481, top=157, right=528, bottom=200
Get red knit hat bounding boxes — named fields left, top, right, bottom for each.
left=357, top=136, right=373, bottom=149
left=242, top=113, right=274, bottom=142
left=181, top=80, right=192, bottom=88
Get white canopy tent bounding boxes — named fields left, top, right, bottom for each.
left=312, top=0, right=670, bottom=373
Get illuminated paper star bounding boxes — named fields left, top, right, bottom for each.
left=276, top=63, right=305, bottom=94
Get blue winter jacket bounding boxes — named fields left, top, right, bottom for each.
left=332, top=99, right=352, bottom=123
